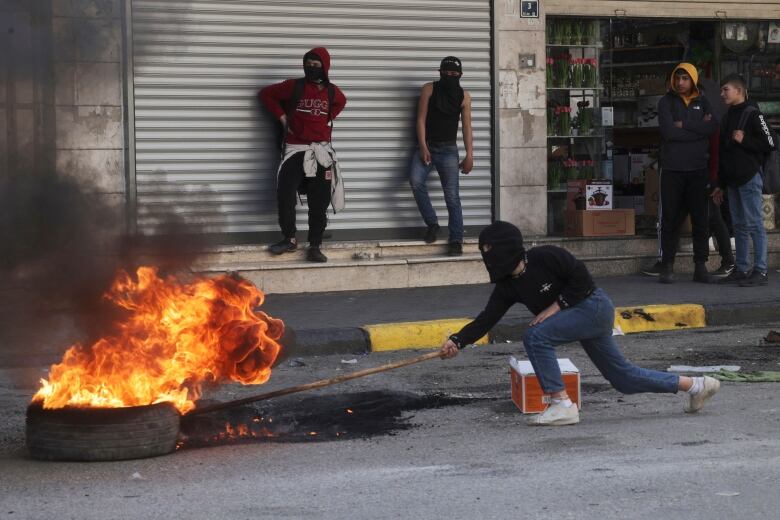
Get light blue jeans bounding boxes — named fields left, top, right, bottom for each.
left=727, top=173, right=768, bottom=274
left=521, top=289, right=680, bottom=395
left=408, top=142, right=463, bottom=243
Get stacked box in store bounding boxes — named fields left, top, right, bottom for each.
left=565, top=179, right=635, bottom=237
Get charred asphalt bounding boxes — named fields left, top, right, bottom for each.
left=2, top=323, right=780, bottom=519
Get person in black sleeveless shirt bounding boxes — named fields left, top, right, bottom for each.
left=408, top=56, right=474, bottom=256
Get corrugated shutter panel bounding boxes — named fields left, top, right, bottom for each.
left=130, top=0, right=492, bottom=236
left=545, top=0, right=780, bottom=19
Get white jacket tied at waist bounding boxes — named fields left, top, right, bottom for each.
left=279, top=142, right=345, bottom=213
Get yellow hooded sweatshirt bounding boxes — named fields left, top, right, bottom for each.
left=669, top=62, right=700, bottom=107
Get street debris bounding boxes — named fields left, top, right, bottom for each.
left=668, top=365, right=740, bottom=373
left=130, top=472, right=145, bottom=480
left=341, top=359, right=358, bottom=364
left=287, top=358, right=306, bottom=367
left=764, top=331, right=780, bottom=343
left=619, top=308, right=656, bottom=322
left=715, top=492, right=740, bottom=497
left=710, top=370, right=780, bottom=383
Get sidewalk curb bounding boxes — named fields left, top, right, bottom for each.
left=280, top=302, right=780, bottom=357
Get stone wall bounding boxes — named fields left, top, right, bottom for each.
left=51, top=0, right=125, bottom=227
left=494, top=0, right=548, bottom=235
left=0, top=1, right=56, bottom=178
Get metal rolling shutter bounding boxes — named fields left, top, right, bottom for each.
left=545, top=0, right=779, bottom=19
left=130, top=0, right=492, bottom=236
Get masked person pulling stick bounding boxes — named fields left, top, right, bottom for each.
left=439, top=221, right=721, bottom=426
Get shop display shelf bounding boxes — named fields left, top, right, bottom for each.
left=546, top=43, right=604, bottom=48
left=602, top=60, right=681, bottom=69
left=547, top=87, right=602, bottom=91
left=547, top=135, right=605, bottom=139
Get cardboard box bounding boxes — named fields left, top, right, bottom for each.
left=509, top=357, right=581, bottom=414
left=644, top=167, right=660, bottom=215
left=567, top=180, right=613, bottom=211
left=564, top=209, right=636, bottom=237
left=629, top=153, right=653, bottom=184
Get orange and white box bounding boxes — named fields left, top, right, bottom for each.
left=509, top=357, right=581, bottom=413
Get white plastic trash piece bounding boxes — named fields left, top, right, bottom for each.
left=131, top=472, right=145, bottom=480
left=612, top=326, right=625, bottom=336
left=667, top=365, right=740, bottom=373
left=510, top=356, right=579, bottom=375
left=715, top=492, right=740, bottom=497
left=340, top=359, right=358, bottom=364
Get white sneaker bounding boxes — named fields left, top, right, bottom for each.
left=684, top=376, right=720, bottom=413
left=527, top=401, right=580, bottom=426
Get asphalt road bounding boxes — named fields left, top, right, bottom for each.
left=2, top=323, right=780, bottom=520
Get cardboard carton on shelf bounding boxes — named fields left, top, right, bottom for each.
left=509, top=357, right=581, bottom=414
left=565, top=209, right=636, bottom=237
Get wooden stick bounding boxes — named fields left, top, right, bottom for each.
left=186, top=350, right=442, bottom=417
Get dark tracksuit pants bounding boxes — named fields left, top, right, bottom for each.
left=277, top=151, right=332, bottom=247
left=659, top=168, right=709, bottom=265
left=709, top=197, right=734, bottom=265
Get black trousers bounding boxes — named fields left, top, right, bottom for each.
left=709, top=196, right=734, bottom=264
left=277, top=152, right=332, bottom=247
left=659, top=168, right=709, bottom=265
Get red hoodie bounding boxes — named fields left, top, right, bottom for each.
left=259, top=47, right=347, bottom=145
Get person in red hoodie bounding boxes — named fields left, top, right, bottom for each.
left=259, top=47, right=347, bottom=263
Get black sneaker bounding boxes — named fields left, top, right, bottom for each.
left=693, top=262, right=711, bottom=284
left=641, top=261, right=663, bottom=277
left=710, top=262, right=735, bottom=278
left=424, top=224, right=440, bottom=244
left=739, top=270, right=768, bottom=287
left=268, top=238, right=297, bottom=255
left=717, top=270, right=748, bottom=284
left=448, top=242, right=463, bottom=257
left=659, top=263, right=674, bottom=284
left=306, top=247, right=328, bottom=263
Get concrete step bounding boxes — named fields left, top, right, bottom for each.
left=186, top=232, right=780, bottom=294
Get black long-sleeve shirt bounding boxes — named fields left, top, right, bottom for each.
left=450, top=246, right=596, bottom=348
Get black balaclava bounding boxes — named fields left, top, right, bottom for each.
left=303, top=51, right=325, bottom=83
left=434, top=56, right=464, bottom=115
left=478, top=221, right=526, bottom=283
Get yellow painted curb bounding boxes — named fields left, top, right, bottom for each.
left=614, top=304, right=706, bottom=334
left=363, top=319, right=489, bottom=352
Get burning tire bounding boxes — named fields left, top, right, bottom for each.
left=26, top=402, right=180, bottom=461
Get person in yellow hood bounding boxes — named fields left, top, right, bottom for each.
left=654, top=63, right=719, bottom=284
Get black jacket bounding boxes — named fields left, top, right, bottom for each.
left=450, top=246, right=595, bottom=348
left=658, top=92, right=718, bottom=171
left=719, top=101, right=775, bottom=188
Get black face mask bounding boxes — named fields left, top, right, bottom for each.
left=305, top=66, right=325, bottom=83
left=439, top=72, right=460, bottom=90
left=478, top=221, right=526, bottom=283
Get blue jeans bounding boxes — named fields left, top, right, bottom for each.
left=521, top=289, right=680, bottom=395
left=409, top=142, right=463, bottom=243
left=727, top=173, right=767, bottom=274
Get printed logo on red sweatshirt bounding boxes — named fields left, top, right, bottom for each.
left=297, top=99, right=329, bottom=117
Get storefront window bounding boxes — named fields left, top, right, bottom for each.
left=545, top=17, right=780, bottom=237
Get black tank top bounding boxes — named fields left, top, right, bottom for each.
left=425, top=81, right=463, bottom=143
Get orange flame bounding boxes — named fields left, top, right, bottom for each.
left=32, top=267, right=283, bottom=414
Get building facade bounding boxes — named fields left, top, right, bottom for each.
left=3, top=0, right=780, bottom=241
